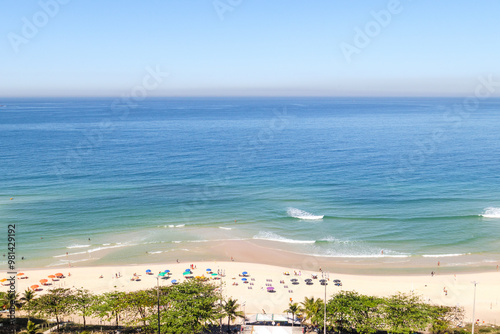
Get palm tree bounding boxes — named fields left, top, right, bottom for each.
left=1, top=291, right=22, bottom=311
left=300, top=296, right=323, bottom=328
left=284, top=302, right=300, bottom=327
left=21, top=289, right=36, bottom=319
left=23, top=320, right=42, bottom=334
left=222, top=298, right=244, bottom=330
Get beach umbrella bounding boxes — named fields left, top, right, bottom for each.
left=206, top=268, right=212, bottom=272
left=211, top=273, right=218, bottom=276
left=30, top=285, right=39, bottom=290
left=159, top=272, right=166, bottom=277
left=146, top=269, right=152, bottom=273
left=171, top=279, right=177, bottom=284
left=241, top=278, right=247, bottom=281
left=266, top=287, right=275, bottom=292
left=55, top=273, right=64, bottom=277
left=40, top=279, right=48, bottom=284
left=183, top=272, right=191, bottom=276
left=290, top=278, right=298, bottom=282
left=164, top=270, right=170, bottom=273
left=48, top=275, right=56, bottom=278
left=185, top=269, right=191, bottom=272
left=242, top=271, right=248, bottom=275
left=16, top=273, right=24, bottom=276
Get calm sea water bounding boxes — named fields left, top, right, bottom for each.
left=1, top=97, right=499, bottom=268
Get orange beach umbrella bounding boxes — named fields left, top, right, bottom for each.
left=55, top=273, right=64, bottom=277
left=16, top=273, right=24, bottom=276
left=39, top=279, right=48, bottom=284
left=31, top=285, right=39, bottom=290
left=48, top=275, right=56, bottom=278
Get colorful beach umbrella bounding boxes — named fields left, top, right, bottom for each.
left=211, top=273, right=218, bottom=276
left=30, top=285, right=39, bottom=290
left=206, top=268, right=212, bottom=272
left=146, top=269, right=152, bottom=273
left=241, top=278, right=247, bottom=281
left=55, top=273, right=64, bottom=277
left=16, top=273, right=24, bottom=276
left=159, top=272, right=166, bottom=277
left=39, top=279, right=48, bottom=284
left=242, top=271, right=248, bottom=275
left=266, top=287, right=274, bottom=291
left=183, top=272, right=190, bottom=276
left=164, top=270, right=170, bottom=273
left=171, top=279, right=177, bottom=284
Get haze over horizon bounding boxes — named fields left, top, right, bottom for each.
left=1, top=0, right=499, bottom=97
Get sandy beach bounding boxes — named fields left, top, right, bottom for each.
left=4, top=257, right=500, bottom=326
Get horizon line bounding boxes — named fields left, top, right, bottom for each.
left=2, top=95, right=500, bottom=99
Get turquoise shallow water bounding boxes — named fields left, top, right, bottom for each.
left=1, top=97, right=499, bottom=268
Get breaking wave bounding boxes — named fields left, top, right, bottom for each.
left=66, top=244, right=90, bottom=249
left=287, top=207, right=324, bottom=220
left=481, top=207, right=500, bottom=218
left=253, top=231, right=315, bottom=244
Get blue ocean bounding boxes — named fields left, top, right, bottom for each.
left=1, top=97, right=500, bottom=268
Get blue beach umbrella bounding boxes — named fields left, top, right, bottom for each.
left=146, top=269, right=151, bottom=273
left=206, top=268, right=212, bottom=272
left=171, top=279, right=177, bottom=284
left=164, top=270, right=170, bottom=273
left=241, top=278, right=247, bottom=281
left=242, top=271, right=248, bottom=275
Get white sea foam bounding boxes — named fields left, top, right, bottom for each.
left=422, top=253, right=468, bottom=258
left=309, top=253, right=411, bottom=259
left=168, top=225, right=175, bottom=228
left=253, top=231, right=315, bottom=244
left=219, top=227, right=232, bottom=230
left=148, top=251, right=162, bottom=254
left=317, top=236, right=351, bottom=244
left=87, top=244, right=127, bottom=253
left=481, top=207, right=500, bottom=218
left=172, top=241, right=182, bottom=243
left=287, top=207, right=324, bottom=220
left=175, top=224, right=185, bottom=228
left=53, top=243, right=128, bottom=258
left=66, top=244, right=90, bottom=249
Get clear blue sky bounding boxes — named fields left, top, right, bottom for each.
left=1, top=0, right=499, bottom=97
